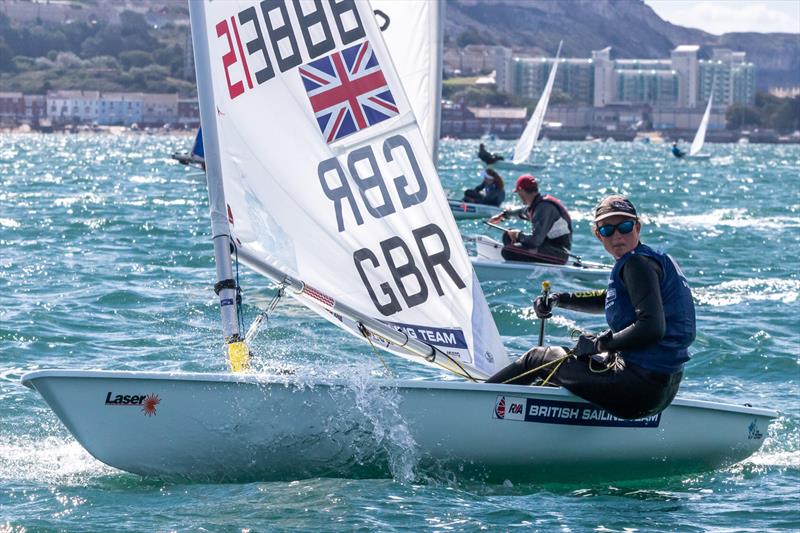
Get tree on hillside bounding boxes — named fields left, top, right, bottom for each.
left=0, top=39, right=14, bottom=71
left=726, top=104, right=761, bottom=130
left=726, top=93, right=800, bottom=132
left=82, top=11, right=157, bottom=58
left=120, top=50, right=153, bottom=70
left=770, top=97, right=800, bottom=133
left=152, top=44, right=185, bottom=77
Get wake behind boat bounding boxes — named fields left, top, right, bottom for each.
left=470, top=235, right=611, bottom=282
left=22, top=369, right=775, bottom=483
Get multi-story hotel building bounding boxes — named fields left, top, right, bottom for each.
left=498, top=44, right=755, bottom=109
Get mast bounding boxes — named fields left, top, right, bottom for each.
left=430, top=0, right=445, bottom=163
left=188, top=1, right=248, bottom=371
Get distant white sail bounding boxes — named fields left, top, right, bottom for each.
left=195, top=0, right=507, bottom=378
left=690, top=81, right=714, bottom=157
left=372, top=0, right=443, bottom=163
left=513, top=41, right=563, bottom=165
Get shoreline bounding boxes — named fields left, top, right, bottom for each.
left=2, top=127, right=798, bottom=144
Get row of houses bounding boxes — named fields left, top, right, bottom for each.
left=0, top=91, right=200, bottom=128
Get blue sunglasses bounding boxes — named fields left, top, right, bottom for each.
left=597, top=219, right=636, bottom=237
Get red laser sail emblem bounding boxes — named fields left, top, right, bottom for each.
left=142, top=394, right=161, bottom=417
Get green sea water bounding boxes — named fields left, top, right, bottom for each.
left=1, top=134, right=798, bottom=531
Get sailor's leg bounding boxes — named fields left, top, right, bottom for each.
left=485, top=346, right=567, bottom=385
left=550, top=356, right=683, bottom=419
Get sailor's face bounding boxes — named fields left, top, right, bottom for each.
left=595, top=215, right=641, bottom=259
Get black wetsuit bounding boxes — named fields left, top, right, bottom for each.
left=486, top=254, right=684, bottom=419
left=463, top=181, right=505, bottom=206
left=479, top=145, right=504, bottom=165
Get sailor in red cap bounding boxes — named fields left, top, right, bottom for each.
left=488, top=174, right=573, bottom=264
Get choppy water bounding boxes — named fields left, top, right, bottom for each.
left=1, top=134, right=798, bottom=531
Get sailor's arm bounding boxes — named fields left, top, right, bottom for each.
left=552, top=290, right=606, bottom=314
left=490, top=206, right=526, bottom=223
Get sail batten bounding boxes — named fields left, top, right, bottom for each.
left=194, top=0, right=508, bottom=378
left=513, top=41, right=563, bottom=165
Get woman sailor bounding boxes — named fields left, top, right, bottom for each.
left=485, top=195, right=696, bottom=420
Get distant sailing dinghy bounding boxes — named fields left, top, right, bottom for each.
left=482, top=41, right=563, bottom=174
left=171, top=128, right=205, bottom=170
left=23, top=1, right=775, bottom=483
left=685, top=80, right=715, bottom=160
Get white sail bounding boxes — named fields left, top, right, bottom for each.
left=690, top=82, right=714, bottom=157
left=372, top=0, right=443, bottom=162
left=513, top=41, right=563, bottom=165
left=194, top=0, right=507, bottom=379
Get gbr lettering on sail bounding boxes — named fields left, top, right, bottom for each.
left=211, top=0, right=466, bottom=317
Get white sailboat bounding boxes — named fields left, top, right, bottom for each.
left=486, top=41, right=564, bottom=173
left=469, top=234, right=611, bottom=283
left=23, top=1, right=775, bottom=483
left=686, top=79, right=714, bottom=160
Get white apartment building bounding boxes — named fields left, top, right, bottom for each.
left=47, top=90, right=100, bottom=124
left=500, top=44, right=755, bottom=111
left=45, top=91, right=180, bottom=126
left=142, top=93, right=179, bottom=127
left=98, top=92, right=144, bottom=126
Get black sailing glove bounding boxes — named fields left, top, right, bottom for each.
left=533, top=293, right=562, bottom=319
left=595, top=329, right=614, bottom=352
left=572, top=330, right=614, bottom=359
left=572, top=333, right=600, bottom=359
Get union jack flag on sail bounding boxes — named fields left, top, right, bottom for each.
left=299, top=40, right=399, bottom=143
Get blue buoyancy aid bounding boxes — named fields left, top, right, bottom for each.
left=605, top=243, right=696, bottom=374
left=483, top=182, right=506, bottom=206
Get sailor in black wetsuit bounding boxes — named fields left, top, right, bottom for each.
left=671, top=142, right=686, bottom=158
left=486, top=195, right=696, bottom=419
left=478, top=143, right=504, bottom=165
